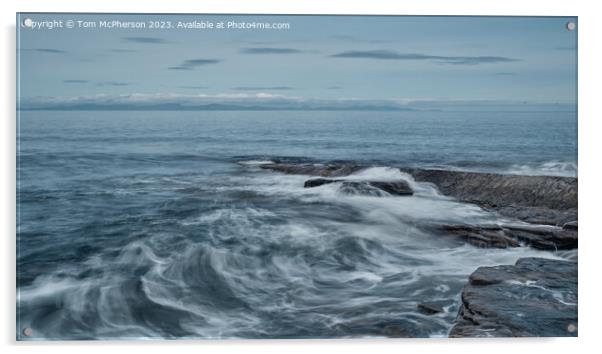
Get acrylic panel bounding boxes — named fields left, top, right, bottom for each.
left=16, top=13, right=578, bottom=340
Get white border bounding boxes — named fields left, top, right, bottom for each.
left=2, top=1, right=600, bottom=353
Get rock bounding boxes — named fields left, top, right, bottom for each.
left=489, top=205, right=577, bottom=227
left=381, top=325, right=411, bottom=338
left=563, top=220, right=578, bottom=231
left=503, top=225, right=577, bottom=250
left=261, top=163, right=362, bottom=177
left=449, top=257, right=577, bottom=337
left=304, top=178, right=344, bottom=188
left=364, top=181, right=414, bottom=196
left=417, top=302, right=444, bottom=315
left=304, top=178, right=414, bottom=196
left=438, top=224, right=577, bottom=250
left=339, top=181, right=414, bottom=196
left=439, top=225, right=520, bottom=249
left=405, top=168, right=577, bottom=226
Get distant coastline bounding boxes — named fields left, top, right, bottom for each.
left=17, top=95, right=577, bottom=112
left=18, top=105, right=577, bottom=112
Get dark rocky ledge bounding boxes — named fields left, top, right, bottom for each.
left=404, top=168, right=577, bottom=226
left=260, top=163, right=363, bottom=177
left=340, top=181, right=414, bottom=196
left=437, top=224, right=577, bottom=250
left=304, top=178, right=345, bottom=188
left=449, top=257, right=577, bottom=337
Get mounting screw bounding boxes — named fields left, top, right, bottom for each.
left=566, top=22, right=576, bottom=31
left=22, top=327, right=33, bottom=337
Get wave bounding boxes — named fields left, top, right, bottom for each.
left=411, top=161, right=577, bottom=178
left=504, top=161, right=577, bottom=177
left=18, top=163, right=571, bottom=339
left=237, top=160, right=275, bottom=166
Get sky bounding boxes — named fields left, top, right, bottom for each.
left=17, top=14, right=577, bottom=110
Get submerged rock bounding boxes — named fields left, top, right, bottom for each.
left=503, top=224, right=577, bottom=250
left=304, top=178, right=344, bottom=188
left=417, top=302, right=444, bottom=315
left=449, top=257, right=577, bottom=337
left=261, top=163, right=362, bottom=177
left=440, top=225, right=519, bottom=249
left=339, top=181, right=414, bottom=196
left=563, top=220, right=578, bottom=231
left=362, top=181, right=413, bottom=196
left=304, top=178, right=414, bottom=196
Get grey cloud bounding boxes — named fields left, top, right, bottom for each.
left=330, top=50, right=519, bottom=65
left=240, top=47, right=302, bottom=54
left=495, top=72, right=517, bottom=76
left=123, top=37, right=167, bottom=44
left=184, top=59, right=221, bottom=65
left=96, top=81, right=131, bottom=87
left=447, top=56, right=519, bottom=65
left=327, top=86, right=343, bottom=90
left=24, top=48, right=67, bottom=54
left=169, top=58, right=221, bottom=70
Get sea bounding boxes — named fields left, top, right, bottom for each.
left=16, top=110, right=577, bottom=339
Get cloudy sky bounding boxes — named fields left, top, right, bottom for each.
left=17, top=14, right=577, bottom=110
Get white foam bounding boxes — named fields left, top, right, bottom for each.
left=505, top=161, right=577, bottom=177
left=344, top=166, right=408, bottom=181
left=237, top=160, right=275, bottom=165
left=20, top=276, right=82, bottom=302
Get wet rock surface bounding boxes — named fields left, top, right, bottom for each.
left=417, top=302, right=444, bottom=315
left=563, top=221, right=578, bottom=231
left=303, top=178, right=344, bottom=188
left=261, top=163, right=362, bottom=177
left=502, top=224, right=577, bottom=250
left=304, top=178, right=415, bottom=196
left=438, top=224, right=577, bottom=250
left=449, top=257, right=577, bottom=337
left=405, top=168, right=577, bottom=226
left=344, top=181, right=414, bottom=196
left=439, top=225, right=520, bottom=249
